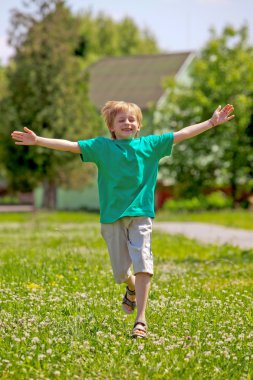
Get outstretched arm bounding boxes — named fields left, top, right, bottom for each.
left=11, top=127, right=81, bottom=154
left=173, top=104, right=235, bottom=144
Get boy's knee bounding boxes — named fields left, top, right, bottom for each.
left=114, top=272, right=130, bottom=284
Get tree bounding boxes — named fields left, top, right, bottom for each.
left=75, top=11, right=159, bottom=67
left=155, top=25, right=253, bottom=205
left=0, top=65, right=7, bottom=101
left=1, top=1, right=160, bottom=208
left=0, top=0, right=101, bottom=208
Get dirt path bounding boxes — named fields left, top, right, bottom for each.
left=1, top=206, right=252, bottom=250
left=153, top=222, right=253, bottom=250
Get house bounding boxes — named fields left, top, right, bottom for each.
left=88, top=51, right=195, bottom=111
left=34, top=52, right=195, bottom=210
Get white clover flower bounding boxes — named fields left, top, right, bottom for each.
left=32, top=337, right=40, bottom=344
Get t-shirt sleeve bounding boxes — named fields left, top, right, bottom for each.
left=78, top=137, right=105, bottom=164
left=148, top=132, right=174, bottom=159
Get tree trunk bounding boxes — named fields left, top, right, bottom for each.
left=42, top=180, right=57, bottom=209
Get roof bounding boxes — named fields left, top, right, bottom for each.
left=88, top=52, right=194, bottom=110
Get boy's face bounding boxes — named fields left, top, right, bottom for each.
left=110, top=111, right=140, bottom=140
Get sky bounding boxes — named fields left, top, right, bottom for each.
left=0, top=0, right=253, bottom=65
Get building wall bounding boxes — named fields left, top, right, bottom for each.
left=34, top=178, right=99, bottom=211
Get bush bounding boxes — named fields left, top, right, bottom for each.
left=205, top=191, right=233, bottom=210
left=163, top=191, right=233, bottom=212
left=0, top=195, right=19, bottom=205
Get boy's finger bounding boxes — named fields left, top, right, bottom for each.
left=13, top=138, right=23, bottom=142
left=11, top=131, right=23, bottom=136
left=225, top=104, right=234, bottom=111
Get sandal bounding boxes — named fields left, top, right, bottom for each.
left=132, top=320, right=147, bottom=339
left=122, top=286, right=136, bottom=314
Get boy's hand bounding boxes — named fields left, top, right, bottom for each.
left=11, top=127, right=37, bottom=145
left=209, top=104, right=235, bottom=127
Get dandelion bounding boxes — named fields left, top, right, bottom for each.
left=49, top=282, right=58, bottom=287
left=25, top=282, right=43, bottom=291
left=55, top=274, right=64, bottom=280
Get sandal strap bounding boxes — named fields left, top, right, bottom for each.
left=132, top=320, right=147, bottom=338
left=133, top=321, right=147, bottom=331
left=122, top=294, right=136, bottom=309
left=126, top=286, right=135, bottom=296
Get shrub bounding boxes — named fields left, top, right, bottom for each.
left=163, top=191, right=233, bottom=212
left=0, top=195, right=19, bottom=205
left=205, top=191, right=233, bottom=210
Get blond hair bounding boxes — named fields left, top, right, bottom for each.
left=101, top=100, right=143, bottom=139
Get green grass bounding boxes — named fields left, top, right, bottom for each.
left=0, top=212, right=252, bottom=379
left=156, top=209, right=253, bottom=230
left=0, top=210, right=100, bottom=224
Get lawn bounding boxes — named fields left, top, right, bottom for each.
left=0, top=212, right=252, bottom=379
left=156, top=209, right=253, bottom=230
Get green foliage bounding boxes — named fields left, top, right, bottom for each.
left=75, top=11, right=159, bottom=67
left=0, top=65, right=8, bottom=100
left=0, top=0, right=101, bottom=195
left=205, top=191, right=233, bottom=209
left=0, top=213, right=252, bottom=379
left=0, top=195, right=19, bottom=205
left=164, top=196, right=204, bottom=212
left=155, top=25, right=253, bottom=203
left=163, top=191, right=233, bottom=212
left=0, top=1, right=160, bottom=202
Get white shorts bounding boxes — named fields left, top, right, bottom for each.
left=101, top=216, right=153, bottom=284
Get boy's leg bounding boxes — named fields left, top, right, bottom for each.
left=126, top=273, right=151, bottom=320
left=101, top=220, right=132, bottom=284
left=101, top=219, right=137, bottom=313
left=124, top=274, right=136, bottom=312
left=135, top=272, right=151, bottom=323
left=127, top=217, right=153, bottom=332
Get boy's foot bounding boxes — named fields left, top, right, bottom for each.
left=122, top=286, right=136, bottom=314
left=132, top=320, right=147, bottom=339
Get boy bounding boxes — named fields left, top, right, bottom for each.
left=11, top=101, right=234, bottom=338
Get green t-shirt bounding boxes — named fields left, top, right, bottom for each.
left=78, top=133, right=174, bottom=223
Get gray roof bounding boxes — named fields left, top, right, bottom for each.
left=88, top=52, right=193, bottom=110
